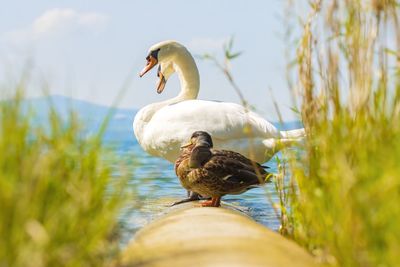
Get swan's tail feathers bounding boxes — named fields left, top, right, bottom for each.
left=280, top=128, right=306, bottom=139
left=262, top=137, right=304, bottom=161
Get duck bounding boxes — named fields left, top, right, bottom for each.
left=133, top=40, right=305, bottom=165
left=175, top=131, right=270, bottom=207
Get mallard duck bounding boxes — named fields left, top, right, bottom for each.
left=175, top=131, right=270, bottom=207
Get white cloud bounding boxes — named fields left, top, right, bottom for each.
left=4, top=8, right=109, bottom=42
left=187, top=37, right=229, bottom=53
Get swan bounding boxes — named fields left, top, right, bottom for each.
left=133, top=40, right=305, bottom=164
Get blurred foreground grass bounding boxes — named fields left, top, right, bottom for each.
left=0, top=90, right=128, bottom=267
left=278, top=0, right=400, bottom=266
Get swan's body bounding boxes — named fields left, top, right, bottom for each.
left=133, top=40, right=304, bottom=163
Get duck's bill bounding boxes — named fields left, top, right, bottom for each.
left=180, top=142, right=192, bottom=148
left=139, top=56, right=157, bottom=77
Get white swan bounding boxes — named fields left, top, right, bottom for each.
left=133, top=40, right=304, bottom=163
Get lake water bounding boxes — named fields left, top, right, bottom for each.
left=113, top=139, right=284, bottom=244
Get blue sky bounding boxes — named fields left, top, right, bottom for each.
left=0, top=0, right=300, bottom=121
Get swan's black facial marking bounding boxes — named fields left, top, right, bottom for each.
left=191, top=131, right=213, bottom=148
left=146, top=48, right=160, bottom=61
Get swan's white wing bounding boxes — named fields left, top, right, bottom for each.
left=141, top=100, right=280, bottom=161
left=146, top=100, right=279, bottom=141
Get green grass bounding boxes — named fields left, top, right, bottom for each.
left=0, top=90, right=128, bottom=267
left=278, top=1, right=400, bottom=266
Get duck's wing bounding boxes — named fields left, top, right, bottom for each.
left=212, top=150, right=269, bottom=173
left=204, top=156, right=268, bottom=186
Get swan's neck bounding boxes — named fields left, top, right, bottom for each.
left=173, top=48, right=200, bottom=100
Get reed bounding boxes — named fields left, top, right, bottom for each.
left=280, top=0, right=400, bottom=266
left=0, top=88, right=129, bottom=267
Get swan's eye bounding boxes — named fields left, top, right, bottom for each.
left=149, top=48, right=160, bottom=60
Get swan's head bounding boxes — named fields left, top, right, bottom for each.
left=139, top=40, right=185, bottom=93
left=181, top=131, right=214, bottom=150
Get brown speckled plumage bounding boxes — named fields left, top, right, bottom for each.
left=175, top=131, right=270, bottom=207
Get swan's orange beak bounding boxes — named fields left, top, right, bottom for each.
left=139, top=56, right=158, bottom=77
left=157, top=68, right=167, bottom=94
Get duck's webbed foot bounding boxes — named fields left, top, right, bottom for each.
left=170, top=191, right=204, bottom=206
left=201, top=196, right=221, bottom=207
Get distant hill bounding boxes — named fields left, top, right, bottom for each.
left=21, top=95, right=137, bottom=142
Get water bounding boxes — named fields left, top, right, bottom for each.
left=112, top=139, right=282, bottom=244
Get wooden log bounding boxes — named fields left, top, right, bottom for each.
left=119, top=202, right=318, bottom=267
